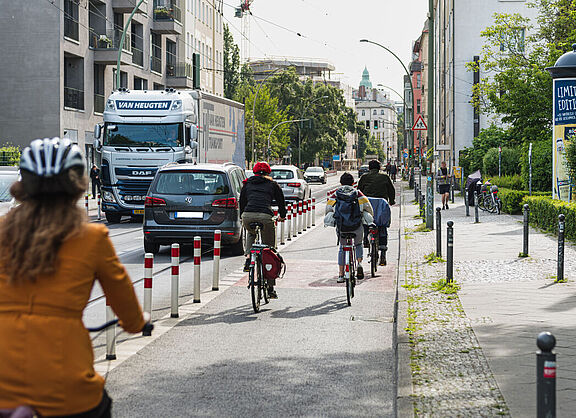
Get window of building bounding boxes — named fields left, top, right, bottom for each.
left=151, top=33, right=162, bottom=73
left=131, top=22, right=144, bottom=67
left=417, top=99, right=421, bottom=114
left=63, top=0, right=79, bottom=41
left=93, top=64, right=105, bottom=114
left=361, top=110, right=365, bottom=116
left=112, top=70, right=128, bottom=89
left=166, top=39, right=177, bottom=75
left=416, top=73, right=421, bottom=88
left=373, top=109, right=377, bottom=115
left=154, top=82, right=164, bottom=90
left=134, top=76, right=148, bottom=90
left=381, top=110, right=384, bottom=115
left=499, top=28, right=525, bottom=53
left=64, top=55, right=84, bottom=110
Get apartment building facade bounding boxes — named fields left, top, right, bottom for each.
left=0, top=0, right=224, bottom=158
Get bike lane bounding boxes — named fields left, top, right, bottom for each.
left=104, top=199, right=400, bottom=417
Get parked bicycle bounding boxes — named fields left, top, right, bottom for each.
left=476, top=181, right=502, bottom=214
left=340, top=232, right=357, bottom=306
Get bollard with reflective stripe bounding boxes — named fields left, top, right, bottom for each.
left=557, top=214, right=565, bottom=283
left=171, top=244, right=180, bottom=318
left=287, top=204, right=292, bottom=241
left=474, top=191, right=480, bottom=223
left=274, top=209, right=279, bottom=247
left=105, top=301, right=116, bottom=360
left=436, top=207, right=442, bottom=258
left=522, top=204, right=529, bottom=257
left=298, top=201, right=303, bottom=234
left=302, top=201, right=308, bottom=231
left=280, top=215, right=286, bottom=245
left=292, top=204, right=298, bottom=237
left=143, top=253, right=153, bottom=336
left=193, top=237, right=201, bottom=303
left=312, top=198, right=316, bottom=226
left=97, top=193, right=102, bottom=220
left=307, top=199, right=312, bottom=229
left=450, top=182, right=455, bottom=203
left=465, top=188, right=470, bottom=217
left=85, top=193, right=89, bottom=217
left=536, top=332, right=556, bottom=418
left=213, top=231, right=221, bottom=291
left=447, top=221, right=454, bottom=284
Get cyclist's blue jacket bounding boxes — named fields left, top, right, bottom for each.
left=367, top=197, right=391, bottom=228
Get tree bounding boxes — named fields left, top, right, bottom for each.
left=223, top=24, right=240, bottom=100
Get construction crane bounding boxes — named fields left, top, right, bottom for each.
left=234, top=0, right=254, bottom=63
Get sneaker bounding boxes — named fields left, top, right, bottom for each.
left=268, top=289, right=278, bottom=299
left=379, top=253, right=387, bottom=266
left=356, top=265, right=364, bottom=280
left=446, top=203, right=449, bottom=210
left=337, top=276, right=345, bottom=283
left=243, top=258, right=251, bottom=272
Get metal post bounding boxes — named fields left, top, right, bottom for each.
left=212, top=231, right=221, bottom=291
left=436, top=207, right=442, bottom=258
left=536, top=332, right=556, bottom=417
left=171, top=244, right=180, bottom=317
left=522, top=204, right=529, bottom=257
left=465, top=188, right=470, bottom=217
left=447, top=221, right=454, bottom=283
left=105, top=301, right=116, bottom=360
left=415, top=183, right=419, bottom=201
left=557, top=214, right=565, bottom=283
left=286, top=204, right=292, bottom=241
left=85, top=193, right=89, bottom=217
left=312, top=198, right=316, bottom=226
left=450, top=182, right=455, bottom=204
left=474, top=191, right=480, bottom=223
left=143, top=253, right=153, bottom=336
left=419, top=193, right=425, bottom=218
left=426, top=174, right=434, bottom=230
left=97, top=193, right=102, bottom=220
left=193, top=237, right=201, bottom=303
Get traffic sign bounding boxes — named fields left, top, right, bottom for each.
left=403, top=152, right=408, bottom=159
left=412, top=115, right=428, bottom=131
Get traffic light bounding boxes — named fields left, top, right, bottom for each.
left=374, top=120, right=379, bottom=130
left=192, top=53, right=200, bottom=89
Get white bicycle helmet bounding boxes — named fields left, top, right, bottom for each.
left=20, top=137, right=85, bottom=177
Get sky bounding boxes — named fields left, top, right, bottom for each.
left=222, top=0, right=429, bottom=101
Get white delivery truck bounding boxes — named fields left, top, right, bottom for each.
left=93, top=88, right=245, bottom=223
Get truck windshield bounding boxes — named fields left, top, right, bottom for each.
left=104, top=123, right=183, bottom=147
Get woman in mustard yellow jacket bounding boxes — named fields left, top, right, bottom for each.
left=0, top=138, right=147, bottom=417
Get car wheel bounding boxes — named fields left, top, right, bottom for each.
left=144, top=239, right=160, bottom=254
left=105, top=212, right=122, bottom=223
left=229, top=228, right=245, bottom=256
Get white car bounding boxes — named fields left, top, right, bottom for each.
left=270, top=165, right=311, bottom=202
left=304, top=166, right=327, bottom=184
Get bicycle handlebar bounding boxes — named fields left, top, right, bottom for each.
left=86, top=319, right=154, bottom=335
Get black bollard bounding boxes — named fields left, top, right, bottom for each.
left=447, top=221, right=454, bottom=283
left=474, top=191, right=480, bottom=223
left=536, top=332, right=556, bottom=418
left=450, top=182, right=455, bottom=203
left=521, top=204, right=529, bottom=257
left=415, top=183, right=419, bottom=200
left=436, top=207, right=442, bottom=257
left=465, top=188, right=470, bottom=217
left=419, top=193, right=425, bottom=218
left=557, top=214, right=565, bottom=283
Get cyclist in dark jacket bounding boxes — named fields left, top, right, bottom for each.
left=239, top=162, right=286, bottom=298
left=357, top=160, right=396, bottom=205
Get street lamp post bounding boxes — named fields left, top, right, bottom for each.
left=298, top=95, right=329, bottom=168
left=116, top=0, right=145, bottom=89
left=268, top=119, right=309, bottom=160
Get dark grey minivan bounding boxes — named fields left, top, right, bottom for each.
left=143, top=163, right=246, bottom=254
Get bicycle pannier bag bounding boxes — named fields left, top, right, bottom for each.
left=262, top=248, right=285, bottom=281
left=333, top=188, right=362, bottom=232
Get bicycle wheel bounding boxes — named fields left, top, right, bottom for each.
left=250, top=259, right=261, bottom=313
left=261, top=262, right=269, bottom=304
left=485, top=195, right=497, bottom=213
left=345, top=249, right=352, bottom=306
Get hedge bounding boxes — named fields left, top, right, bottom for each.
left=499, top=188, right=551, bottom=214
left=523, top=196, right=576, bottom=241
left=488, top=175, right=523, bottom=190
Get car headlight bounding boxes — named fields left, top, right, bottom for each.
left=102, top=190, right=116, bottom=203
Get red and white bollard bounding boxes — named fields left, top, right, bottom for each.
left=143, top=253, right=153, bottom=336
left=193, top=237, right=201, bottom=303
left=307, top=199, right=312, bottom=229
left=280, top=213, right=286, bottom=245
left=213, top=231, right=221, bottom=291
left=274, top=209, right=279, bottom=248
left=312, top=198, right=316, bottom=226
left=286, top=204, right=292, bottom=241
left=171, top=244, right=180, bottom=318
left=292, top=204, right=298, bottom=237
left=97, top=193, right=102, bottom=220
left=298, top=201, right=303, bottom=234
left=105, top=300, right=116, bottom=360
left=85, top=193, right=89, bottom=217
left=302, top=200, right=308, bottom=231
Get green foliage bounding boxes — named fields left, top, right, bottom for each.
left=520, top=138, right=552, bottom=192
left=524, top=195, right=576, bottom=241
left=430, top=279, right=460, bottom=294
left=482, top=147, right=521, bottom=176
left=0, top=145, right=20, bottom=166
left=488, top=175, right=523, bottom=190
left=499, top=188, right=551, bottom=214
left=223, top=24, right=240, bottom=100
left=565, top=137, right=576, bottom=182
left=459, top=124, right=512, bottom=175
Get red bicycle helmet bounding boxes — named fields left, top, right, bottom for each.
left=253, top=161, right=271, bottom=175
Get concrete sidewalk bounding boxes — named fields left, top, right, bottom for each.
left=399, top=181, right=576, bottom=416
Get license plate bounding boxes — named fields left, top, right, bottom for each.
left=175, top=211, right=203, bottom=219
left=133, top=209, right=145, bottom=215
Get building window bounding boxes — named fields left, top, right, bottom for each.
left=134, top=76, right=148, bottom=90
left=64, top=55, right=84, bottom=110
left=151, top=33, right=162, bottom=73
left=166, top=39, right=177, bottom=75
left=373, top=109, right=377, bottom=115
left=500, top=28, right=525, bottom=53
left=417, top=99, right=421, bottom=114
left=381, top=110, right=384, bottom=115
left=362, top=110, right=365, bottom=116
left=64, top=0, right=79, bottom=41
left=93, top=64, right=105, bottom=114
left=416, top=73, right=421, bottom=89
left=154, top=82, right=164, bottom=90
left=131, top=22, right=144, bottom=67
left=113, top=70, right=128, bottom=89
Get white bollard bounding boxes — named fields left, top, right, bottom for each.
left=97, top=193, right=102, bottom=220
left=302, top=200, right=308, bottom=231
left=286, top=204, right=292, bottom=241
left=298, top=201, right=303, bottom=234
left=105, top=301, right=116, bottom=360
left=307, top=199, right=312, bottom=229
left=280, top=214, right=286, bottom=245
left=193, top=237, right=201, bottom=303
left=85, top=193, right=89, bottom=217
left=274, top=209, right=279, bottom=248
left=143, top=253, right=153, bottom=336
left=312, top=198, right=316, bottom=226
left=213, top=231, right=221, bottom=291
left=292, top=204, right=298, bottom=237
left=171, top=244, right=180, bottom=318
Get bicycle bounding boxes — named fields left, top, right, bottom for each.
left=247, top=221, right=270, bottom=313
left=368, top=223, right=379, bottom=277
left=340, top=232, right=357, bottom=306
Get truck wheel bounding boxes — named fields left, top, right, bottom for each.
left=144, top=239, right=160, bottom=254
left=105, top=212, right=122, bottom=223
left=229, top=229, right=245, bottom=256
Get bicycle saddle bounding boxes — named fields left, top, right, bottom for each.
left=249, top=222, right=264, bottom=229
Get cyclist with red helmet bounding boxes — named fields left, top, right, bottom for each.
left=239, top=162, right=287, bottom=298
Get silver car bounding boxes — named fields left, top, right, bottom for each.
left=270, top=165, right=310, bottom=202
left=304, top=166, right=327, bottom=184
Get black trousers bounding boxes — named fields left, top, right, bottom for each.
left=62, top=390, right=112, bottom=418
left=91, top=181, right=101, bottom=198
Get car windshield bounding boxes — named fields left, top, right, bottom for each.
left=270, top=169, right=294, bottom=180
left=104, top=123, right=183, bottom=147
left=305, top=167, right=323, bottom=173
left=153, top=171, right=229, bottom=195
left=0, top=171, right=18, bottom=202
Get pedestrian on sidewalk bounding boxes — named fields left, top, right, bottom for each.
left=390, top=162, right=397, bottom=182
left=239, top=161, right=286, bottom=299
left=436, top=161, right=452, bottom=210
left=325, top=172, right=374, bottom=283
left=89, top=164, right=101, bottom=199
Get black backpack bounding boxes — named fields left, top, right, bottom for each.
left=333, top=188, right=362, bottom=232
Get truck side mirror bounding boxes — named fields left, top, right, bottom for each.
left=188, top=125, right=198, bottom=140
left=94, top=124, right=102, bottom=139
left=93, top=139, right=101, bottom=151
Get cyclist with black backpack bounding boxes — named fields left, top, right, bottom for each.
left=325, top=172, right=374, bottom=283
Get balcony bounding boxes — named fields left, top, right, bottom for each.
left=112, top=0, right=147, bottom=14
left=166, top=62, right=194, bottom=88
left=152, top=0, right=182, bottom=34
left=90, top=30, right=132, bottom=65
left=64, top=87, right=84, bottom=110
